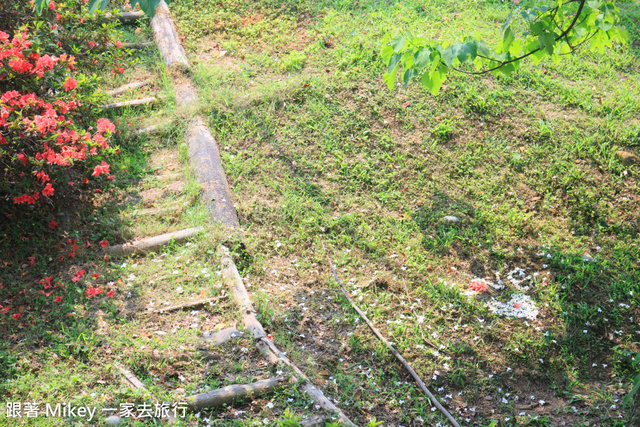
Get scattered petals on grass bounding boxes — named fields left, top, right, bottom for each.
left=487, top=293, right=539, bottom=320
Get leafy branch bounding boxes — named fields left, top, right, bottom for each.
left=381, top=0, right=628, bottom=95
left=33, top=0, right=170, bottom=17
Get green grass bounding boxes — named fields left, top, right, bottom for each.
left=170, top=0, right=640, bottom=424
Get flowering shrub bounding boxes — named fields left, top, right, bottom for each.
left=0, top=29, right=115, bottom=206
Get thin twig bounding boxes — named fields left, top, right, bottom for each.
left=322, top=243, right=461, bottom=427
left=138, top=294, right=226, bottom=316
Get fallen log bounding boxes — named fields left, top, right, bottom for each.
left=104, top=80, right=152, bottom=97
left=186, top=118, right=240, bottom=228
left=99, top=97, right=158, bottom=110
left=112, top=11, right=147, bottom=24
left=219, top=246, right=356, bottom=427
left=186, top=377, right=284, bottom=411
left=323, top=245, right=461, bottom=427
left=113, top=361, right=176, bottom=423
left=114, top=362, right=148, bottom=390
left=205, top=326, right=242, bottom=345
left=150, top=1, right=189, bottom=69
left=132, top=124, right=164, bottom=136
left=103, top=226, right=204, bottom=257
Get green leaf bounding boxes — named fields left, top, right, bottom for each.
left=539, top=31, right=556, bottom=55
left=131, top=0, right=163, bottom=17
left=476, top=40, right=492, bottom=57
left=402, top=68, right=417, bottom=87
left=381, top=45, right=395, bottom=65
left=442, top=44, right=457, bottom=68
left=388, top=53, right=401, bottom=73
left=88, top=0, right=109, bottom=14
left=383, top=66, right=399, bottom=91
left=421, top=63, right=447, bottom=95
left=34, top=0, right=46, bottom=13
left=502, top=27, right=515, bottom=52
left=501, top=9, right=514, bottom=33
left=413, top=48, right=431, bottom=70
left=457, top=42, right=477, bottom=63
left=622, top=372, right=640, bottom=406
left=391, top=35, right=407, bottom=53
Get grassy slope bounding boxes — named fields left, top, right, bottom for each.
left=168, top=0, right=640, bottom=425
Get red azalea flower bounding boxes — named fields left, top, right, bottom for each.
left=48, top=220, right=58, bottom=229
left=85, top=287, right=103, bottom=298
left=107, top=290, right=113, bottom=298
left=42, top=183, right=54, bottom=197
left=103, top=254, right=110, bottom=263
left=92, top=273, right=99, bottom=279
left=12, top=313, right=21, bottom=320
left=63, top=78, right=78, bottom=91
left=513, top=303, right=521, bottom=309
left=99, top=240, right=108, bottom=248
left=48, top=1, right=55, bottom=10
left=54, top=296, right=62, bottom=303
left=92, top=161, right=110, bottom=176
left=28, top=255, right=36, bottom=267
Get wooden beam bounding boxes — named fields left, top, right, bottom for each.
left=150, top=1, right=189, bottom=69
left=186, top=377, right=284, bottom=411
left=99, top=97, right=158, bottom=110
left=103, top=226, right=204, bottom=257
left=104, top=80, right=152, bottom=97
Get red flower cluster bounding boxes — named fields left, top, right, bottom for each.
left=0, top=30, right=115, bottom=206
left=71, top=269, right=85, bottom=283
left=85, top=287, right=103, bottom=298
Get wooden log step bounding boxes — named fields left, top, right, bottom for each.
left=150, top=1, right=189, bottom=69
left=103, top=226, right=204, bottom=257
left=104, top=80, right=152, bottom=97
left=99, top=97, right=158, bottom=110
left=110, top=11, right=147, bottom=24
left=186, top=377, right=285, bottom=411
left=219, top=246, right=356, bottom=427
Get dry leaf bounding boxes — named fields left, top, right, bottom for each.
left=318, top=370, right=330, bottom=376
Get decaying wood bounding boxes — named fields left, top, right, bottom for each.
left=186, top=117, right=240, bottom=227
left=323, top=246, right=461, bottom=427
left=139, top=295, right=225, bottom=316
left=150, top=1, right=189, bottom=69
left=104, top=80, right=152, bottom=96
left=103, top=226, right=204, bottom=257
left=99, top=97, right=158, bottom=110
left=219, top=246, right=356, bottom=427
left=186, top=377, right=284, bottom=411
left=114, top=361, right=148, bottom=390
left=113, top=362, right=176, bottom=423
left=132, top=123, right=170, bottom=136
left=112, top=11, right=146, bottom=24
left=205, top=326, right=242, bottom=345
